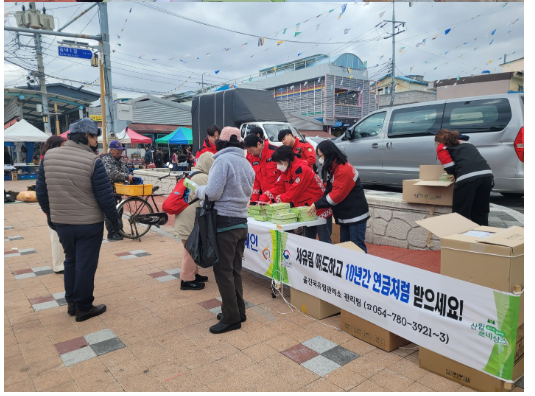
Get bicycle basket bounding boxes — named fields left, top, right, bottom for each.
left=114, top=183, right=153, bottom=196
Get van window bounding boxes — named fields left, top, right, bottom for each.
left=352, top=112, right=386, bottom=139
left=388, top=104, right=444, bottom=138
left=263, top=123, right=297, bottom=142
left=442, top=98, right=512, bottom=133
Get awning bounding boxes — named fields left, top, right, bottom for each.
left=4, top=119, right=50, bottom=142
left=126, top=128, right=152, bottom=144
left=168, top=127, right=192, bottom=145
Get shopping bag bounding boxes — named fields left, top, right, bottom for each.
left=185, top=199, right=219, bottom=268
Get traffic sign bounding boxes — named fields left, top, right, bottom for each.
left=58, top=46, right=92, bottom=60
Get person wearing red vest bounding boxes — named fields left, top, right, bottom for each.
left=245, top=126, right=265, bottom=166
left=278, top=129, right=316, bottom=170
left=259, top=146, right=332, bottom=243
left=194, top=124, right=220, bottom=165
left=244, top=134, right=281, bottom=202
left=308, top=140, right=370, bottom=253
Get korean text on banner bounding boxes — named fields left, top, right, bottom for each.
left=242, top=222, right=280, bottom=280
left=279, top=232, right=520, bottom=382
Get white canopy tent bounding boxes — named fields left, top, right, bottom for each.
left=4, top=119, right=50, bottom=142
left=97, top=128, right=130, bottom=144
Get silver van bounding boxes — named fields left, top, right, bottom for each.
left=335, top=93, right=524, bottom=196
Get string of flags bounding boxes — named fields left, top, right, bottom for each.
left=113, top=7, right=132, bottom=54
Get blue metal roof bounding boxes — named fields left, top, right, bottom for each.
left=373, top=74, right=428, bottom=86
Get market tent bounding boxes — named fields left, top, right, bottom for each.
left=4, top=119, right=50, bottom=142
left=125, top=128, right=152, bottom=144
left=154, top=130, right=177, bottom=144
left=168, top=127, right=192, bottom=145
left=97, top=129, right=130, bottom=144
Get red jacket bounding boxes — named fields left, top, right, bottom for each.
left=292, top=137, right=316, bottom=170
left=250, top=142, right=281, bottom=202
left=260, top=158, right=332, bottom=219
left=315, top=160, right=369, bottom=224
left=194, top=138, right=217, bottom=164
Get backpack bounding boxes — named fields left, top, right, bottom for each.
left=162, top=171, right=201, bottom=215
left=156, top=152, right=163, bottom=163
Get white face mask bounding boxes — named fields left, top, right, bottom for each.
left=318, top=157, right=324, bottom=165
left=277, top=164, right=287, bottom=172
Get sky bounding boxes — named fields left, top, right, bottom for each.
left=3, top=1, right=524, bottom=100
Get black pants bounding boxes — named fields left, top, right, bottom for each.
left=105, top=194, right=122, bottom=236
left=213, top=227, right=248, bottom=324
left=452, top=177, right=493, bottom=226
left=55, top=223, right=104, bottom=311
left=303, top=216, right=333, bottom=244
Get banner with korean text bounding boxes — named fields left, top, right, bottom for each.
left=273, top=232, right=521, bottom=382
left=242, top=222, right=278, bottom=279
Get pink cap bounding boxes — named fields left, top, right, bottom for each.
left=219, top=126, right=241, bottom=142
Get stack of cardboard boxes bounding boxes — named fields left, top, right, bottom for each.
left=417, top=213, right=524, bottom=391
left=403, top=165, right=455, bottom=206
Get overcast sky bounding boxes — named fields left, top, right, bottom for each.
left=4, top=1, right=524, bottom=99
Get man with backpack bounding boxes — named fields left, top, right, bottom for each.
left=155, top=147, right=164, bottom=168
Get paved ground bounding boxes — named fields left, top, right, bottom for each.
left=4, top=197, right=524, bottom=392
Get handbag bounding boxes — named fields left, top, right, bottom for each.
left=184, top=198, right=219, bottom=268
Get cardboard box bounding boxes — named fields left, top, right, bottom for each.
left=416, top=213, right=524, bottom=325
left=340, top=309, right=410, bottom=351
left=290, top=242, right=364, bottom=320
left=402, top=165, right=454, bottom=206
left=290, top=288, right=340, bottom=320
left=331, top=218, right=340, bottom=244
left=419, top=325, right=524, bottom=392
left=11, top=172, right=18, bottom=181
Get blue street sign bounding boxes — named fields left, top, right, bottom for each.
left=58, top=46, right=93, bottom=60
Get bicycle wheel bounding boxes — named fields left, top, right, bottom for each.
left=117, top=197, right=154, bottom=239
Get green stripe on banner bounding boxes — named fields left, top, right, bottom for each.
left=483, top=292, right=520, bottom=380
left=263, top=230, right=289, bottom=285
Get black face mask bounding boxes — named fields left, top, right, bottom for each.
left=90, top=143, right=98, bottom=152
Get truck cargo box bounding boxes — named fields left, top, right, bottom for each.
left=191, top=88, right=287, bottom=153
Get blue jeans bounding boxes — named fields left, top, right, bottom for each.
left=303, top=216, right=333, bottom=244
left=340, top=221, right=367, bottom=253
left=55, top=223, right=104, bottom=311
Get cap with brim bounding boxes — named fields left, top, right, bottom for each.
left=109, top=141, right=125, bottom=150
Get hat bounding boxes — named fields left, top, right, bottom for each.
left=219, top=126, right=241, bottom=142
left=69, top=117, right=101, bottom=136
left=109, top=141, right=125, bottom=150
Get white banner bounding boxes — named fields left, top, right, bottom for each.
left=241, top=227, right=520, bottom=382
left=242, top=222, right=275, bottom=276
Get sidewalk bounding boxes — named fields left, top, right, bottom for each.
left=4, top=199, right=524, bottom=392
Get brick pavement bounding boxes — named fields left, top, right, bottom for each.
left=4, top=200, right=524, bottom=392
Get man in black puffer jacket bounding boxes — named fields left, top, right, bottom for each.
left=36, top=118, right=121, bottom=322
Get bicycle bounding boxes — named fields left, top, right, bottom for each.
left=116, top=167, right=186, bottom=241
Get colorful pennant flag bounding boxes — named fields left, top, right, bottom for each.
left=277, top=41, right=284, bottom=46
left=294, top=32, right=301, bottom=37
left=258, top=37, right=265, bottom=46
left=445, top=28, right=451, bottom=35
left=491, top=29, right=497, bottom=35
left=298, top=53, right=303, bottom=57
left=215, top=70, right=220, bottom=74
left=296, top=23, right=300, bottom=31
left=344, top=29, right=350, bottom=35
left=379, top=11, right=385, bottom=18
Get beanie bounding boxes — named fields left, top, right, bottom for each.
left=219, top=126, right=241, bottom=142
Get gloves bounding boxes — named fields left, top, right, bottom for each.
left=112, top=218, right=123, bottom=234
left=439, top=173, right=454, bottom=182
left=183, top=178, right=199, bottom=193
left=46, top=214, right=56, bottom=231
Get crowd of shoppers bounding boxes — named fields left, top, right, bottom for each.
left=32, top=116, right=492, bottom=334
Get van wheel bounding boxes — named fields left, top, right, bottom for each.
left=500, top=193, right=523, bottom=199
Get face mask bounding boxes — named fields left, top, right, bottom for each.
left=318, top=158, right=324, bottom=165
left=90, top=144, right=98, bottom=152
left=277, top=164, right=287, bottom=172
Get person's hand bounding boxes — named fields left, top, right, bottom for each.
left=46, top=214, right=56, bottom=231
left=307, top=203, right=316, bottom=217
left=128, top=175, right=134, bottom=182
left=183, top=178, right=199, bottom=193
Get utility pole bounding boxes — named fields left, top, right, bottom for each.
left=390, top=1, right=395, bottom=107
left=383, top=2, right=406, bottom=107
left=201, top=73, right=205, bottom=93
left=33, top=29, right=51, bottom=134
left=98, top=2, right=115, bottom=139
left=99, top=55, right=108, bottom=154
left=54, top=103, right=60, bottom=135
